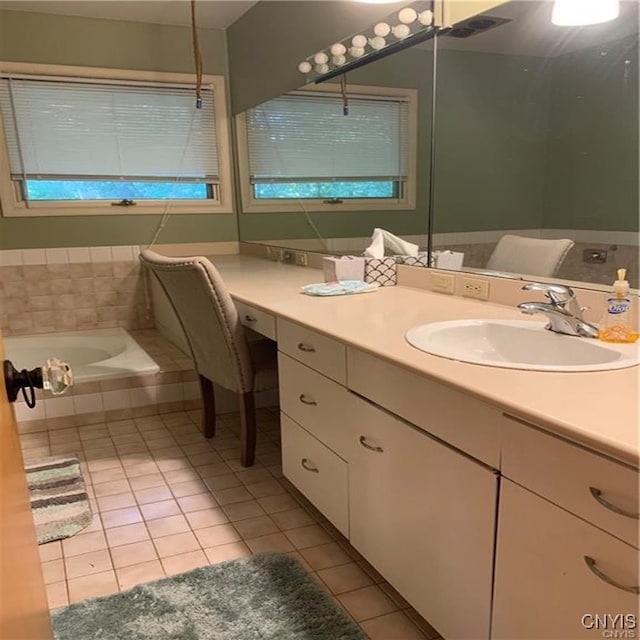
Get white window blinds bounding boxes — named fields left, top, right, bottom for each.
left=0, top=77, right=219, bottom=182
left=245, top=93, right=408, bottom=183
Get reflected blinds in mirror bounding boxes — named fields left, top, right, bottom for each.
left=245, top=92, right=408, bottom=183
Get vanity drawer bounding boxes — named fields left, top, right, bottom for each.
left=278, top=319, right=346, bottom=384
left=502, top=414, right=639, bottom=549
left=279, top=353, right=354, bottom=459
left=347, top=348, right=503, bottom=468
left=235, top=301, right=276, bottom=340
left=281, top=413, right=349, bottom=537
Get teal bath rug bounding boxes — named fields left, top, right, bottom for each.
left=52, top=552, right=366, bottom=640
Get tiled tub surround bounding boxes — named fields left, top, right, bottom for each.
left=0, top=246, right=153, bottom=336
left=14, top=330, right=201, bottom=435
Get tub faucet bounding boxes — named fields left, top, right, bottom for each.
left=518, top=283, right=599, bottom=338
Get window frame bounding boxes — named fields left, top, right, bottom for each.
left=235, top=83, right=418, bottom=214
left=0, top=62, right=234, bottom=217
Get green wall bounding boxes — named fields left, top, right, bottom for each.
left=432, top=48, right=551, bottom=233
left=543, top=35, right=639, bottom=232
left=0, top=9, right=235, bottom=249
left=226, top=1, right=407, bottom=115
left=236, top=45, right=435, bottom=243
left=226, top=0, right=430, bottom=245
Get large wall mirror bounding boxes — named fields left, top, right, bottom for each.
left=236, top=0, right=638, bottom=290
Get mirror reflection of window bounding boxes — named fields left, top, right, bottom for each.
left=235, top=84, right=419, bottom=218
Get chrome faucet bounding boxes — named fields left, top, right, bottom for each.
left=518, top=283, right=599, bottom=338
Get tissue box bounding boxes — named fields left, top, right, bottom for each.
left=322, top=256, right=365, bottom=282
left=364, top=257, right=397, bottom=286
left=393, top=254, right=429, bottom=268
left=431, top=250, right=464, bottom=270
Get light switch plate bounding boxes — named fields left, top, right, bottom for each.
left=430, top=273, right=455, bottom=294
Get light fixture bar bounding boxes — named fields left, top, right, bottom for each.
left=298, top=1, right=435, bottom=84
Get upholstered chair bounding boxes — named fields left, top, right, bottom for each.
left=139, top=250, right=277, bottom=467
left=486, top=235, right=574, bottom=277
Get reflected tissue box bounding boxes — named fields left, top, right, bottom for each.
left=323, top=256, right=365, bottom=282
left=364, top=257, right=397, bottom=286
left=431, top=250, right=464, bottom=270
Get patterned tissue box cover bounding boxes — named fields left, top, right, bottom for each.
left=393, top=254, right=429, bottom=268
left=364, top=257, right=397, bottom=286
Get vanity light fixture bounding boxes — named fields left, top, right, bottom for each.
left=297, top=0, right=435, bottom=84
left=551, top=0, right=619, bottom=26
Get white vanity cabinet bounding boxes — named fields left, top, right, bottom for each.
left=493, top=415, right=640, bottom=640
left=277, top=320, right=352, bottom=537
left=349, top=398, right=498, bottom=640
left=493, top=480, right=639, bottom=640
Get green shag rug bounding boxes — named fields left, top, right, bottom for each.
left=52, top=552, right=366, bottom=640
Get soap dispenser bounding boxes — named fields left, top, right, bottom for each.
left=598, top=268, right=638, bottom=343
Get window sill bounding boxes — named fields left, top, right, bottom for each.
left=240, top=200, right=415, bottom=214
left=0, top=201, right=234, bottom=217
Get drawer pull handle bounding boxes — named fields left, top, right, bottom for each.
left=589, top=487, right=639, bottom=520
left=299, top=394, right=317, bottom=406
left=301, top=458, right=319, bottom=473
left=244, top=315, right=257, bottom=323
left=584, top=556, right=639, bottom=594
left=297, top=343, right=316, bottom=353
left=359, top=436, right=384, bottom=453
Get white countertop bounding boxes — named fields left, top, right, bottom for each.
left=210, top=255, right=639, bottom=468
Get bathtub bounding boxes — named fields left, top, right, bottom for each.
left=4, top=328, right=160, bottom=383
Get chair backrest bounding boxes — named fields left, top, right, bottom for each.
left=139, top=250, right=254, bottom=393
left=486, top=235, right=574, bottom=277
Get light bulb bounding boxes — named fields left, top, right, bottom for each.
left=418, top=9, right=434, bottom=25
left=398, top=7, right=418, bottom=24
left=315, top=63, right=329, bottom=74
left=373, top=22, right=391, bottom=37
left=297, top=61, right=312, bottom=74
left=351, top=34, right=367, bottom=48
left=551, top=0, right=619, bottom=25
left=392, top=24, right=411, bottom=38
left=369, top=36, right=386, bottom=50
left=349, top=46, right=365, bottom=58
left=332, top=55, right=347, bottom=66
left=314, top=52, right=329, bottom=65
left=330, top=42, right=347, bottom=56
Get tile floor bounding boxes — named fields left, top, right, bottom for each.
left=21, top=408, right=443, bottom=640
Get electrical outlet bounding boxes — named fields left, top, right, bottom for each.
left=462, top=277, right=490, bottom=300
left=295, top=251, right=308, bottom=267
left=268, top=247, right=283, bottom=261
left=430, top=273, right=455, bottom=294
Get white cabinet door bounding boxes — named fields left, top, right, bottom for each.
left=493, top=480, right=639, bottom=640
left=349, top=398, right=498, bottom=640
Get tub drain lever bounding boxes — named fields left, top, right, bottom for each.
left=3, top=358, right=73, bottom=406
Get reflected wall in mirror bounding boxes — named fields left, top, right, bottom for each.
left=432, top=0, right=638, bottom=288
left=234, top=0, right=638, bottom=290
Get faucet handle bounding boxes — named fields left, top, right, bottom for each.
left=522, top=282, right=575, bottom=305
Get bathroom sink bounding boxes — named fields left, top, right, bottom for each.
left=405, top=320, right=640, bottom=372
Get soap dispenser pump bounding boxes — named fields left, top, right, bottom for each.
left=599, top=268, right=638, bottom=343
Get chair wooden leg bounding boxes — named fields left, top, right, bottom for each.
left=199, top=375, right=216, bottom=439
left=239, top=391, right=256, bottom=467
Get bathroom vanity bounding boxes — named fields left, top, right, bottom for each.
left=212, top=255, right=639, bottom=640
